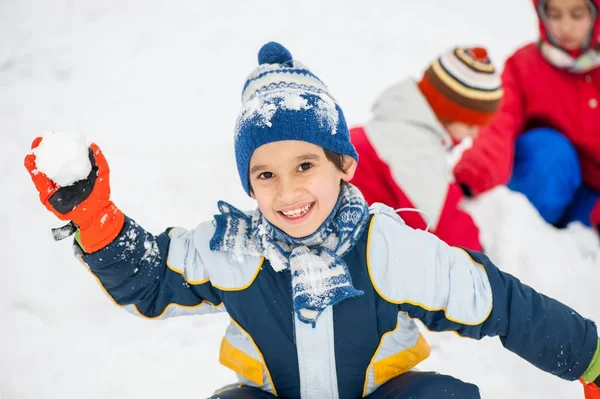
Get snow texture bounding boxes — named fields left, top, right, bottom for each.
left=33, top=131, right=91, bottom=186
left=315, top=96, right=339, bottom=135
left=4, top=1, right=598, bottom=398
left=237, top=89, right=338, bottom=135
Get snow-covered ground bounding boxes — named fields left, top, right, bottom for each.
left=2, top=1, right=598, bottom=398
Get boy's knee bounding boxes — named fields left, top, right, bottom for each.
left=516, top=128, right=579, bottom=168
left=418, top=377, right=480, bottom=398
left=509, top=128, right=582, bottom=223
left=370, top=371, right=480, bottom=399
left=409, top=373, right=480, bottom=398
left=209, top=386, right=276, bottom=399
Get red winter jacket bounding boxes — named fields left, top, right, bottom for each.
left=453, top=0, right=600, bottom=197
left=351, top=80, right=483, bottom=251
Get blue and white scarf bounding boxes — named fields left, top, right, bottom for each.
left=210, top=183, right=369, bottom=326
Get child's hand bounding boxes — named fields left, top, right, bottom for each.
left=25, top=137, right=108, bottom=220
left=24, top=137, right=124, bottom=252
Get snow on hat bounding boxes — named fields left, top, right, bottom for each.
left=418, top=46, right=503, bottom=126
left=234, top=41, right=358, bottom=195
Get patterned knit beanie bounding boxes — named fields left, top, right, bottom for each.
left=234, top=42, right=358, bottom=195
left=418, top=47, right=503, bottom=126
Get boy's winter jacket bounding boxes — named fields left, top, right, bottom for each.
left=77, top=203, right=597, bottom=398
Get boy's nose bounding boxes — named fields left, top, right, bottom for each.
left=565, top=20, right=578, bottom=35
left=277, top=178, right=302, bottom=204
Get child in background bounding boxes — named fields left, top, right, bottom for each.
left=453, top=0, right=600, bottom=230
left=25, top=42, right=600, bottom=399
left=351, top=46, right=502, bottom=251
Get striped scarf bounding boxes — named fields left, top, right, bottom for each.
left=210, top=183, right=369, bottom=326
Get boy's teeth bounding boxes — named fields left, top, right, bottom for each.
left=282, top=204, right=311, bottom=218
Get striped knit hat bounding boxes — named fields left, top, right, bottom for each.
left=417, top=47, right=503, bottom=126
left=234, top=42, right=357, bottom=195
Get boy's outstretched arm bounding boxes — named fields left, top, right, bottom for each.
left=76, top=217, right=224, bottom=319
left=368, top=208, right=599, bottom=383
left=25, top=138, right=223, bottom=319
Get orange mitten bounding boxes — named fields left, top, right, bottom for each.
left=582, top=379, right=600, bottom=399
left=24, top=137, right=124, bottom=252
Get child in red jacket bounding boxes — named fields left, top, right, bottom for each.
left=350, top=46, right=502, bottom=251
left=453, top=0, right=600, bottom=229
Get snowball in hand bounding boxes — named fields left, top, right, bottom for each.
left=33, top=132, right=92, bottom=186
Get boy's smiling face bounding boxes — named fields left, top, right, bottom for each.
left=249, top=140, right=356, bottom=238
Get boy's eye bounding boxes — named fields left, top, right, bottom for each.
left=258, top=172, right=274, bottom=179
left=547, top=9, right=562, bottom=19
left=297, top=162, right=313, bottom=172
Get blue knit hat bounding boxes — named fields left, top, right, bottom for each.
left=234, top=42, right=358, bottom=195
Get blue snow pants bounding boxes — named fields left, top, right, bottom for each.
left=209, top=371, right=480, bottom=398
left=507, top=127, right=599, bottom=227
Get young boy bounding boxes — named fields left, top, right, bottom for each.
left=25, top=42, right=600, bottom=399
left=350, top=46, right=503, bottom=252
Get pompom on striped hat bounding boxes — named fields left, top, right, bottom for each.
left=417, top=47, right=503, bottom=126
left=234, top=42, right=357, bottom=195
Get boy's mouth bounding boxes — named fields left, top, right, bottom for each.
left=278, top=202, right=315, bottom=223
left=559, top=37, right=576, bottom=48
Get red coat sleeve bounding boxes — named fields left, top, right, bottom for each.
left=453, top=54, right=527, bottom=195
left=591, top=199, right=600, bottom=228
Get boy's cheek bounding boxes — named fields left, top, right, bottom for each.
left=253, top=191, right=274, bottom=216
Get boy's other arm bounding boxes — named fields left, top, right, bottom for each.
left=368, top=210, right=598, bottom=381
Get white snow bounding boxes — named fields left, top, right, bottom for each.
left=237, top=90, right=321, bottom=131
left=32, top=131, right=91, bottom=186
left=283, top=93, right=310, bottom=111
left=290, top=247, right=345, bottom=300
left=315, top=96, right=339, bottom=135
left=3, top=1, right=599, bottom=398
